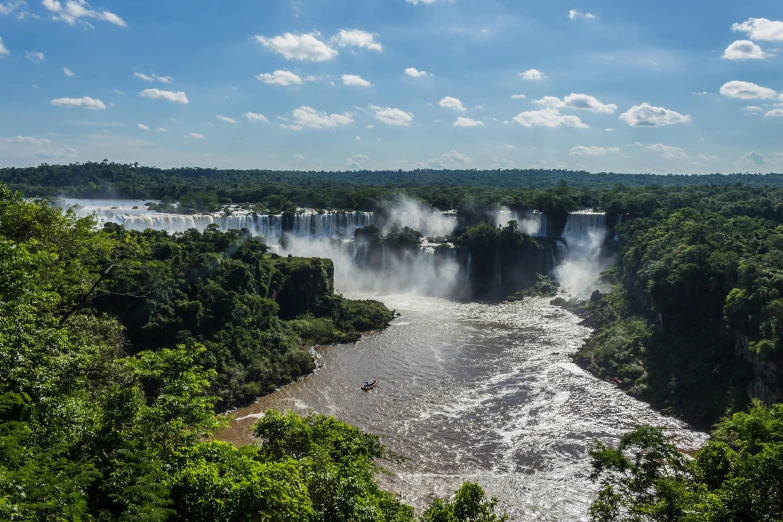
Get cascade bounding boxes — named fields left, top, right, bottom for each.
left=466, top=253, right=472, bottom=282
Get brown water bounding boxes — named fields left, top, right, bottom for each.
left=217, top=294, right=706, bottom=520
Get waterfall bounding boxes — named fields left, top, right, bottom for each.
left=555, top=211, right=611, bottom=297
left=466, top=253, right=472, bottom=282
left=494, top=207, right=547, bottom=237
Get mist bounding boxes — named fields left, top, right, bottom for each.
left=492, top=206, right=544, bottom=236
left=381, top=196, right=458, bottom=238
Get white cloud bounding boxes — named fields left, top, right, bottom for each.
left=439, top=96, right=466, bottom=112
left=647, top=143, right=687, bottom=158
left=368, top=105, right=414, bottom=126
left=345, top=153, right=370, bottom=169
left=156, top=127, right=167, bottom=132
left=0, top=0, right=26, bottom=16
left=293, top=154, right=306, bottom=160
left=765, top=108, right=783, bottom=118
left=24, top=50, right=44, bottom=63
left=217, top=115, right=237, bottom=124
left=568, top=9, right=595, bottom=20
left=405, top=67, right=430, bottom=78
left=63, top=66, right=75, bottom=77
left=134, top=72, right=175, bottom=83
left=740, top=151, right=769, bottom=165
left=137, top=89, right=189, bottom=104
left=137, top=123, right=150, bottom=131
left=185, top=133, right=205, bottom=140
left=453, top=117, right=483, bottom=127
left=744, top=105, right=763, bottom=113
left=425, top=150, right=472, bottom=169
left=519, top=69, right=545, bottom=81
left=50, top=96, right=106, bottom=109
left=512, top=107, right=589, bottom=128
left=0, top=37, right=8, bottom=57
left=732, top=18, right=783, bottom=42
left=569, top=146, right=619, bottom=156
left=534, top=93, right=617, bottom=113
left=254, top=32, right=337, bottom=61
left=722, top=40, right=769, bottom=60
left=720, top=80, right=777, bottom=100
left=332, top=29, right=382, bottom=52
left=243, top=112, right=268, bottom=123
left=698, top=154, right=719, bottom=161
left=35, top=147, right=78, bottom=158
left=342, top=74, right=373, bottom=87
left=605, top=128, right=615, bottom=132
left=282, top=106, right=354, bottom=130
left=113, top=89, right=126, bottom=95
left=42, top=0, right=126, bottom=27
left=256, top=69, right=303, bottom=86
left=6, top=135, right=52, bottom=145
left=511, top=94, right=526, bottom=100
left=618, top=103, right=691, bottom=127
left=405, top=0, right=438, bottom=4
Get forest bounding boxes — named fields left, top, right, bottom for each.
left=2, top=163, right=783, bottom=520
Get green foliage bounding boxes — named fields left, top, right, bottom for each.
left=421, top=483, right=508, bottom=522
left=589, top=401, right=783, bottom=521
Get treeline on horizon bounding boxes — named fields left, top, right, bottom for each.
left=4, top=161, right=783, bottom=210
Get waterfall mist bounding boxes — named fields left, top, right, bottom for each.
left=492, top=206, right=546, bottom=236
left=554, top=212, right=614, bottom=298
left=381, top=196, right=458, bottom=238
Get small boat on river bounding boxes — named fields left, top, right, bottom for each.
left=361, top=380, right=376, bottom=391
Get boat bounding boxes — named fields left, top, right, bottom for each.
left=361, top=380, right=376, bottom=391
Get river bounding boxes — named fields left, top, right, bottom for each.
left=217, top=293, right=707, bottom=520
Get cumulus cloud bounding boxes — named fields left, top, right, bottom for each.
left=331, top=29, right=382, bottom=52
left=281, top=106, right=353, bottom=130
left=342, top=74, right=372, bottom=87
left=369, top=105, right=413, bottom=126
left=720, top=80, right=777, bottom=100
left=722, top=40, right=769, bottom=60
left=618, top=103, right=691, bottom=127
left=740, top=151, right=769, bottom=165
left=156, top=127, right=167, bottom=132
left=137, top=89, right=189, bottom=104
left=512, top=107, right=589, bottom=128
left=345, top=153, right=370, bottom=169
left=534, top=93, right=617, bottom=113
left=243, top=112, right=268, bottom=122
left=50, top=96, right=106, bottom=109
left=765, top=108, right=783, bottom=118
left=256, top=69, right=303, bottom=86
left=568, top=9, right=595, bottom=20
left=647, top=143, right=688, bottom=158
left=698, top=154, right=719, bottom=161
left=425, top=150, right=472, bottom=169
left=0, top=37, right=8, bottom=57
left=453, top=117, right=483, bottom=127
left=137, top=124, right=150, bottom=130
left=439, top=96, right=466, bottom=112
left=0, top=0, right=26, bottom=16
left=42, top=0, right=126, bottom=27
left=511, top=94, right=526, bottom=100
left=744, top=105, right=763, bottom=113
left=6, top=135, right=52, bottom=145
left=732, top=18, right=783, bottom=41
left=63, top=66, right=75, bottom=77
left=24, top=50, right=44, bottom=63
left=569, top=145, right=619, bottom=156
left=36, top=146, right=78, bottom=158
left=185, top=133, right=205, bottom=140
left=405, top=67, right=430, bottom=78
left=519, top=69, right=545, bottom=81
left=217, top=115, right=237, bottom=124
left=254, top=32, right=337, bottom=61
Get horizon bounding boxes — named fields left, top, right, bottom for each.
left=1, top=1, right=782, bottom=173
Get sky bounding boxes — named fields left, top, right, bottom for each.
left=0, top=0, right=782, bottom=173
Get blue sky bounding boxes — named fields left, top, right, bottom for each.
left=1, top=0, right=782, bottom=173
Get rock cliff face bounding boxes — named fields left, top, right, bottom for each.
left=271, top=257, right=335, bottom=320
left=734, top=332, right=783, bottom=405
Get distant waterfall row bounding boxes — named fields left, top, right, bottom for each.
left=104, top=210, right=375, bottom=242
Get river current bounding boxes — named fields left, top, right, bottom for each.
left=218, top=294, right=707, bottom=520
